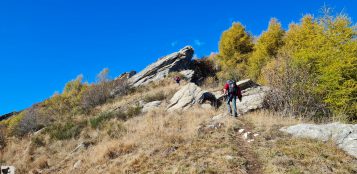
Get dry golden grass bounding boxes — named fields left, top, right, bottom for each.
left=243, top=111, right=357, bottom=174
left=1, top=79, right=356, bottom=174
left=33, top=106, right=245, bottom=174
left=100, top=78, right=183, bottom=113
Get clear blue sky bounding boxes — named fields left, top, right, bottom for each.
left=0, top=0, right=356, bottom=115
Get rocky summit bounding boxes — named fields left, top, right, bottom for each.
left=128, top=46, right=194, bottom=87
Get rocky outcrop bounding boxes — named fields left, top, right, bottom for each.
left=167, top=79, right=269, bottom=114
left=115, top=71, right=136, bottom=80
left=280, top=123, right=357, bottom=158
left=215, top=79, right=269, bottom=114
left=128, top=46, right=194, bottom=87
left=167, top=83, right=205, bottom=111
left=179, top=70, right=195, bottom=81
left=237, top=86, right=270, bottom=114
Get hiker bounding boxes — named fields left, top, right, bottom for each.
left=223, top=80, right=242, bottom=117
left=174, top=76, right=181, bottom=85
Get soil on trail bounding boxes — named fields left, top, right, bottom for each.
left=235, top=134, right=262, bottom=174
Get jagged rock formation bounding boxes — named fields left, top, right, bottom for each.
left=280, top=123, right=357, bottom=158
left=128, top=46, right=194, bottom=87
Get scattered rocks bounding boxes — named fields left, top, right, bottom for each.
left=238, top=129, right=245, bottom=134
left=128, top=46, right=194, bottom=87
left=197, top=122, right=225, bottom=135
left=280, top=122, right=357, bottom=158
left=243, top=132, right=253, bottom=140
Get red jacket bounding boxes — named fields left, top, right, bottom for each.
left=224, top=83, right=242, bottom=97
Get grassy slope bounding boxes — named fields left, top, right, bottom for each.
left=1, top=79, right=356, bottom=174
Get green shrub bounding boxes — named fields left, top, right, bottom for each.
left=89, top=111, right=115, bottom=129
left=90, top=110, right=130, bottom=129
left=47, top=121, right=85, bottom=140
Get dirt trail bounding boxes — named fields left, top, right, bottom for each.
left=234, top=119, right=262, bottom=174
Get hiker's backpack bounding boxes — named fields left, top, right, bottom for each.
left=228, top=80, right=238, bottom=95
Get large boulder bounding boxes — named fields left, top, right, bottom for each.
left=215, top=79, right=269, bottom=114
left=237, top=86, right=270, bottom=114
left=280, top=123, right=357, bottom=158
left=167, top=79, right=269, bottom=113
left=167, top=83, right=206, bottom=111
left=236, top=79, right=259, bottom=91
left=128, top=46, right=194, bottom=87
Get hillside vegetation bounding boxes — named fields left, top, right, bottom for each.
left=0, top=7, right=356, bottom=174
left=1, top=78, right=356, bottom=173
left=216, top=9, right=356, bottom=122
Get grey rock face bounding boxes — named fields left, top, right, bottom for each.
left=236, top=79, right=260, bottom=91
left=216, top=79, right=269, bottom=114
left=236, top=86, right=270, bottom=114
left=142, top=101, right=162, bottom=112
left=179, top=70, right=195, bottom=81
left=115, top=71, right=136, bottom=80
left=280, top=123, right=357, bottom=158
left=167, top=83, right=205, bottom=111
left=128, top=46, right=194, bottom=87
left=168, top=79, right=269, bottom=114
